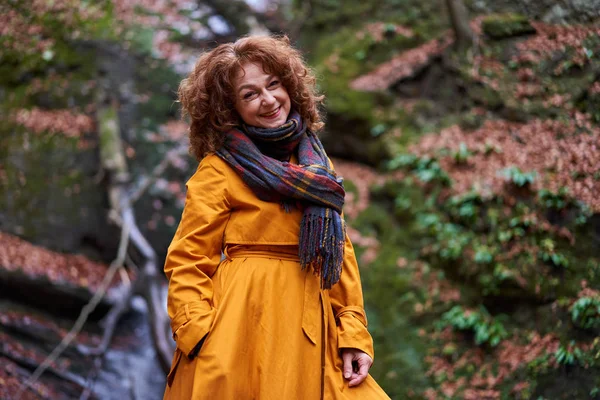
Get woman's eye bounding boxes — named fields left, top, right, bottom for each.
left=243, top=92, right=256, bottom=100
left=269, top=80, right=279, bottom=87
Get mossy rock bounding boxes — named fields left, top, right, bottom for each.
left=482, top=13, right=536, bottom=40
left=0, top=121, right=117, bottom=260
left=321, top=116, right=393, bottom=166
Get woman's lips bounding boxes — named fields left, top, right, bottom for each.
left=261, top=106, right=281, bottom=119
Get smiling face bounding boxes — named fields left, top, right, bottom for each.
left=233, top=62, right=291, bottom=129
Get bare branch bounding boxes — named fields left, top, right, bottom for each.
left=129, top=143, right=188, bottom=204
left=79, top=268, right=133, bottom=357
left=14, top=221, right=131, bottom=400
left=0, top=348, right=87, bottom=389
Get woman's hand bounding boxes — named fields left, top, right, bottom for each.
left=341, top=348, right=373, bottom=387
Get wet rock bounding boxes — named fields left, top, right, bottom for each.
left=0, top=300, right=165, bottom=400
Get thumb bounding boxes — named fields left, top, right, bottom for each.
left=342, top=351, right=354, bottom=380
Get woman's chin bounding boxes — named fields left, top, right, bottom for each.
left=258, top=117, right=286, bottom=129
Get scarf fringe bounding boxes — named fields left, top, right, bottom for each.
left=280, top=201, right=293, bottom=213
left=299, top=209, right=345, bottom=289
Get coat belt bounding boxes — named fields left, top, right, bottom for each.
left=223, top=245, right=321, bottom=345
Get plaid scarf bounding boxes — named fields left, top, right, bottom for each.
left=217, top=110, right=346, bottom=288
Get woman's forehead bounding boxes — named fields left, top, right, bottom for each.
left=234, top=62, right=275, bottom=87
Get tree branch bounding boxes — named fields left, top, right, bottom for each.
left=129, top=143, right=188, bottom=205
left=95, top=75, right=174, bottom=375
left=14, top=220, right=131, bottom=400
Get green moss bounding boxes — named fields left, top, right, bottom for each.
left=295, top=0, right=449, bottom=165
left=297, top=0, right=446, bottom=37
left=482, top=13, right=536, bottom=40
left=294, top=3, right=600, bottom=397
left=0, top=119, right=103, bottom=246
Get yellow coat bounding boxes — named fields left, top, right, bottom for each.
left=163, top=154, right=389, bottom=399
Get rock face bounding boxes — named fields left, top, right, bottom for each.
left=320, top=114, right=393, bottom=166
left=0, top=125, right=118, bottom=261
left=0, top=1, right=272, bottom=399
left=0, top=233, right=166, bottom=399
left=0, top=84, right=192, bottom=267
left=0, top=299, right=165, bottom=400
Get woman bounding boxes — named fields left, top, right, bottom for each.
left=163, top=35, right=389, bottom=399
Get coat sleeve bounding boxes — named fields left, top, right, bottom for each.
left=164, top=156, right=231, bottom=358
left=329, top=232, right=375, bottom=360
left=326, top=156, right=375, bottom=360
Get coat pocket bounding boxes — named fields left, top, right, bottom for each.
left=166, top=348, right=183, bottom=387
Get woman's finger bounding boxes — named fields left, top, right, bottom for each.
left=341, top=351, right=354, bottom=380
left=348, top=356, right=371, bottom=387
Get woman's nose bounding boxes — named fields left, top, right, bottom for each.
left=261, top=90, right=276, bottom=105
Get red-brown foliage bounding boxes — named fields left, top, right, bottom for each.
left=12, top=108, right=94, bottom=138
left=409, top=260, right=461, bottom=312
left=0, top=1, right=104, bottom=55
left=513, top=22, right=600, bottom=73
left=350, top=36, right=452, bottom=91
left=425, top=332, right=561, bottom=399
left=578, top=279, right=600, bottom=299
left=331, top=157, right=384, bottom=219
left=411, top=118, right=600, bottom=211
left=0, top=232, right=129, bottom=291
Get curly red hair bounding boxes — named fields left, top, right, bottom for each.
left=178, top=35, right=325, bottom=160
